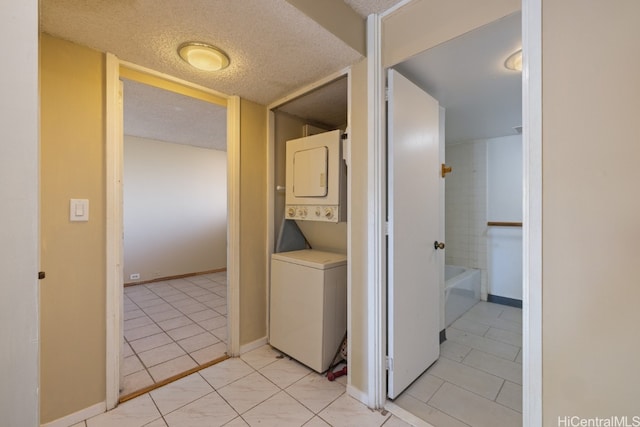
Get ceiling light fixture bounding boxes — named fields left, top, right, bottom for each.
left=178, top=42, right=230, bottom=71
left=504, top=49, right=522, bottom=71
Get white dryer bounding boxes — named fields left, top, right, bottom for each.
left=269, top=249, right=347, bottom=373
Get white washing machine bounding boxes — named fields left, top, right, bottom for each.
left=269, top=249, right=347, bottom=373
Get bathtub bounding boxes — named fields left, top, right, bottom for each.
left=445, top=265, right=481, bottom=327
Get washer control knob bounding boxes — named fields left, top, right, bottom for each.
left=324, top=208, right=334, bottom=220
left=287, top=207, right=296, bottom=217
left=298, top=207, right=308, bottom=218
left=315, top=208, right=322, bottom=217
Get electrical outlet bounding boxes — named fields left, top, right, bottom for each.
left=130, top=273, right=140, bottom=280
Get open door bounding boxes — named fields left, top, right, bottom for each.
left=387, top=69, right=443, bottom=399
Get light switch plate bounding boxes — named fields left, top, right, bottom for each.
left=70, top=199, right=89, bottom=222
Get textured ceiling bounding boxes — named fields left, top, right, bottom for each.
left=40, top=0, right=365, bottom=106
left=40, top=1, right=521, bottom=147
left=123, top=80, right=227, bottom=151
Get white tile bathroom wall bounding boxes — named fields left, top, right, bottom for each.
left=445, top=140, right=488, bottom=297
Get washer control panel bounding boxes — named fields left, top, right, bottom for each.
left=286, top=205, right=339, bottom=223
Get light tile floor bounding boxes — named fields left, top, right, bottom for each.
left=394, top=301, right=523, bottom=427
left=122, top=272, right=228, bottom=397
left=77, top=345, right=409, bottom=427
left=94, top=297, right=519, bottom=426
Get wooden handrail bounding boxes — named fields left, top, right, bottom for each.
left=487, top=221, right=522, bottom=227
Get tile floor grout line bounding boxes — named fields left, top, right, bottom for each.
left=397, top=302, right=523, bottom=426
left=203, top=369, right=248, bottom=419
left=143, top=385, right=167, bottom=425
left=282, top=374, right=346, bottom=416
left=425, top=399, right=473, bottom=427
left=428, top=360, right=509, bottom=398
left=459, top=354, right=523, bottom=385
left=122, top=278, right=228, bottom=399
left=493, top=378, right=507, bottom=403
left=447, top=328, right=520, bottom=357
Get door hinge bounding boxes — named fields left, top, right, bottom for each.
left=342, top=133, right=350, bottom=166
left=385, top=355, right=393, bottom=371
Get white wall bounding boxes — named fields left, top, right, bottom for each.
left=0, top=0, right=40, bottom=424
left=123, top=136, right=227, bottom=282
left=445, top=135, right=523, bottom=301
left=487, top=135, right=522, bottom=300
left=488, top=135, right=523, bottom=222
left=445, top=140, right=488, bottom=296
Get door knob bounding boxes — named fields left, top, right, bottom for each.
left=434, top=241, right=445, bottom=250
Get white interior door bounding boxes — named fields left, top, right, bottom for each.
left=387, top=69, right=443, bottom=399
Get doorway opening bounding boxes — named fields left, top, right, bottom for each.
left=105, top=58, right=241, bottom=408
left=119, top=78, right=230, bottom=400
left=385, top=12, right=524, bottom=426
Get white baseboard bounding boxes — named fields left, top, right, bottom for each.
left=239, top=336, right=268, bottom=354
left=41, top=401, right=106, bottom=427
left=385, top=400, right=435, bottom=427
left=346, top=384, right=369, bottom=405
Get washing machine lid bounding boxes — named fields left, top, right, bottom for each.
left=271, top=249, right=347, bottom=269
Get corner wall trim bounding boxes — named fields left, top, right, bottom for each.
left=346, top=384, right=369, bottom=406
left=239, top=336, right=268, bottom=355
left=40, top=401, right=106, bottom=427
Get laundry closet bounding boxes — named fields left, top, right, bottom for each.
left=268, top=75, right=349, bottom=374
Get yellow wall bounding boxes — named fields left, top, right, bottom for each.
left=40, top=34, right=271, bottom=422
left=239, top=99, right=269, bottom=345
left=542, top=0, right=640, bottom=421
left=40, top=34, right=106, bottom=423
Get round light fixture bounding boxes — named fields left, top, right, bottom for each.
left=178, top=42, right=230, bottom=71
left=504, top=49, right=522, bottom=71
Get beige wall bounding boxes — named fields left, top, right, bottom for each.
left=348, top=57, right=369, bottom=394
left=40, top=34, right=106, bottom=423
left=40, top=34, right=271, bottom=422
left=239, top=99, right=269, bottom=346
left=0, top=1, right=39, bottom=425
left=382, top=0, right=519, bottom=68
left=273, top=112, right=305, bottom=244
left=123, top=136, right=227, bottom=282
left=285, top=0, right=365, bottom=55
left=542, top=0, right=640, bottom=421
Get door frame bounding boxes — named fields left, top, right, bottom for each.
left=104, top=55, right=241, bottom=409
left=366, top=0, right=542, bottom=425
left=265, top=67, right=351, bottom=359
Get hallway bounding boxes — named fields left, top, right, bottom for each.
left=79, top=346, right=408, bottom=427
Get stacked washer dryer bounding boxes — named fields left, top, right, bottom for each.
left=269, top=130, right=348, bottom=373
